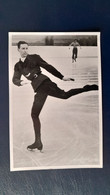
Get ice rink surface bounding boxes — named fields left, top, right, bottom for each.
left=9, top=46, right=102, bottom=170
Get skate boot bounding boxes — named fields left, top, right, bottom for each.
left=83, top=84, right=98, bottom=92
left=27, top=138, right=43, bottom=151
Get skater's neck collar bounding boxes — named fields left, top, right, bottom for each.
left=20, top=57, right=26, bottom=62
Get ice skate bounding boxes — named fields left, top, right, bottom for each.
left=27, top=138, right=43, bottom=152
left=83, top=84, right=98, bottom=92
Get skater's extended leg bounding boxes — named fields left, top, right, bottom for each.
left=64, top=84, right=98, bottom=99
left=43, top=80, right=98, bottom=99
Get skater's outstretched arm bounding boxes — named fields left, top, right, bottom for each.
left=69, top=42, right=74, bottom=49
left=69, top=42, right=74, bottom=46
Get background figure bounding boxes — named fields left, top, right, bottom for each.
left=45, top=36, right=54, bottom=45
left=69, top=39, right=81, bottom=63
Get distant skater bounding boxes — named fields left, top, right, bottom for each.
left=12, top=41, right=98, bottom=152
left=69, top=39, right=81, bottom=63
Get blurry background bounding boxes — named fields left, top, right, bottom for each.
left=12, top=34, right=97, bottom=46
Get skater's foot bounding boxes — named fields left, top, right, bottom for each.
left=27, top=139, right=43, bottom=151
left=83, top=84, right=98, bottom=92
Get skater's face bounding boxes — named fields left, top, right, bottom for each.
left=18, top=44, right=29, bottom=58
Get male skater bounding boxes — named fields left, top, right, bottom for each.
left=69, top=39, right=81, bottom=62
left=12, top=41, right=98, bottom=151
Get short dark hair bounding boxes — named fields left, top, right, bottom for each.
left=17, top=41, right=28, bottom=49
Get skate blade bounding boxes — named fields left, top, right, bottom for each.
left=27, top=147, right=44, bottom=153
left=27, top=147, right=35, bottom=152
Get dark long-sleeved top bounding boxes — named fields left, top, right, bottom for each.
left=12, top=54, right=64, bottom=92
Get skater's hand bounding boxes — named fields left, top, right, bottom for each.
left=62, top=76, right=75, bottom=81
left=21, top=80, right=31, bottom=86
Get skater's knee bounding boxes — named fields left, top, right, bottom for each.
left=31, top=111, right=39, bottom=119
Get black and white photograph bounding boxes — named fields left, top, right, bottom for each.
left=9, top=32, right=102, bottom=171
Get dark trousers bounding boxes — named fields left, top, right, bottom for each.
left=72, top=47, right=78, bottom=60
left=31, top=79, right=84, bottom=141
